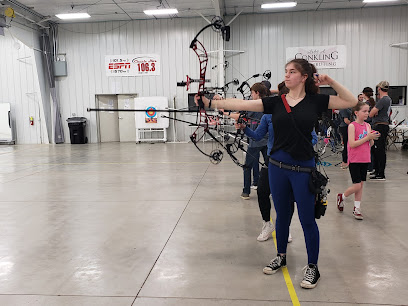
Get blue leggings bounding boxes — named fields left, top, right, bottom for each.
left=268, top=150, right=319, bottom=264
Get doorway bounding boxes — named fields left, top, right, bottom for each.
left=96, top=94, right=138, bottom=143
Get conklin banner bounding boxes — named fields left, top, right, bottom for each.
left=105, top=54, right=160, bottom=76
left=286, top=45, right=346, bottom=69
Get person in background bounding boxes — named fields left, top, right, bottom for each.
left=358, top=94, right=364, bottom=103
left=261, top=80, right=279, bottom=96
left=338, top=99, right=353, bottom=169
left=219, top=83, right=268, bottom=199
left=337, top=101, right=380, bottom=219
left=363, top=87, right=376, bottom=125
left=239, top=83, right=269, bottom=199
left=362, top=87, right=376, bottom=172
left=369, top=81, right=391, bottom=181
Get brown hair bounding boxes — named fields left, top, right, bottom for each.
left=250, top=82, right=269, bottom=98
left=285, top=59, right=319, bottom=95
left=351, top=101, right=369, bottom=120
left=363, top=89, right=376, bottom=108
left=278, top=81, right=289, bottom=95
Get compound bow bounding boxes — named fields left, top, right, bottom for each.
left=172, top=17, right=252, bottom=167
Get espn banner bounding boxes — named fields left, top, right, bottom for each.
left=105, top=54, right=160, bottom=76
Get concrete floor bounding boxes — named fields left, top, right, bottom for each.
left=0, top=142, right=407, bottom=306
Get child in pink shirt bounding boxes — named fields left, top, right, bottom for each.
left=336, top=101, right=380, bottom=220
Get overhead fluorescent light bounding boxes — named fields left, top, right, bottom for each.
left=261, top=2, right=297, bottom=9
left=56, top=13, right=91, bottom=20
left=143, top=8, right=178, bottom=15
left=363, top=0, right=398, bottom=2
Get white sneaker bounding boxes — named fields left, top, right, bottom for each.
left=353, top=207, right=363, bottom=220
left=257, top=221, right=274, bottom=241
left=250, top=185, right=258, bottom=190
left=288, top=233, right=293, bottom=243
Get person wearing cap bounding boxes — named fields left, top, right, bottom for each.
left=369, top=81, right=391, bottom=181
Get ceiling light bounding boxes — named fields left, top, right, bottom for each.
left=56, top=13, right=91, bottom=20
left=363, top=0, right=398, bottom=2
left=261, top=2, right=297, bottom=9
left=144, top=8, right=178, bottom=15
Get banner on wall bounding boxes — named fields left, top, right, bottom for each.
left=286, top=45, right=346, bottom=69
left=105, top=54, right=160, bottom=76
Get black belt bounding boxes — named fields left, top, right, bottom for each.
left=269, top=158, right=313, bottom=173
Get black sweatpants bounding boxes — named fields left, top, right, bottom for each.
left=339, top=126, right=349, bottom=164
left=372, top=124, right=389, bottom=177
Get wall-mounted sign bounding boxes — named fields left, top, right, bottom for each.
left=286, top=45, right=346, bottom=69
left=105, top=54, right=160, bottom=76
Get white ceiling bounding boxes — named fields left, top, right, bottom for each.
left=3, top=0, right=408, bottom=23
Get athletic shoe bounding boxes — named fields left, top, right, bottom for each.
left=370, top=175, right=386, bottom=181
left=369, top=170, right=376, bottom=175
left=257, top=221, right=274, bottom=242
left=240, top=192, right=250, bottom=200
left=250, top=185, right=258, bottom=190
left=263, top=254, right=286, bottom=275
left=353, top=207, right=363, bottom=220
left=336, top=193, right=344, bottom=212
left=288, top=233, right=293, bottom=243
left=300, top=264, right=320, bottom=289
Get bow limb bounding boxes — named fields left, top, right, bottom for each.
left=190, top=39, right=208, bottom=109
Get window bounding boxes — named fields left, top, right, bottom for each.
left=376, top=86, right=407, bottom=105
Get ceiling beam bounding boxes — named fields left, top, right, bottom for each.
left=193, top=10, right=211, bottom=24
left=4, top=0, right=45, bottom=20
left=2, top=0, right=55, bottom=28
left=212, top=0, right=225, bottom=17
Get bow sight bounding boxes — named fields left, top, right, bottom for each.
left=177, top=76, right=211, bottom=91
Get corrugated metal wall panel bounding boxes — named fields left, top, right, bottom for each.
left=225, top=6, right=408, bottom=99
left=55, top=7, right=408, bottom=143
left=57, top=17, right=222, bottom=143
left=0, top=28, right=46, bottom=144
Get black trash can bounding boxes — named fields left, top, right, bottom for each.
left=66, top=117, right=88, bottom=144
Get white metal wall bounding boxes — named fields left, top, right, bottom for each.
left=0, top=27, right=48, bottom=144
left=56, top=7, right=408, bottom=143
left=225, top=6, right=408, bottom=99
left=56, top=18, right=222, bottom=143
